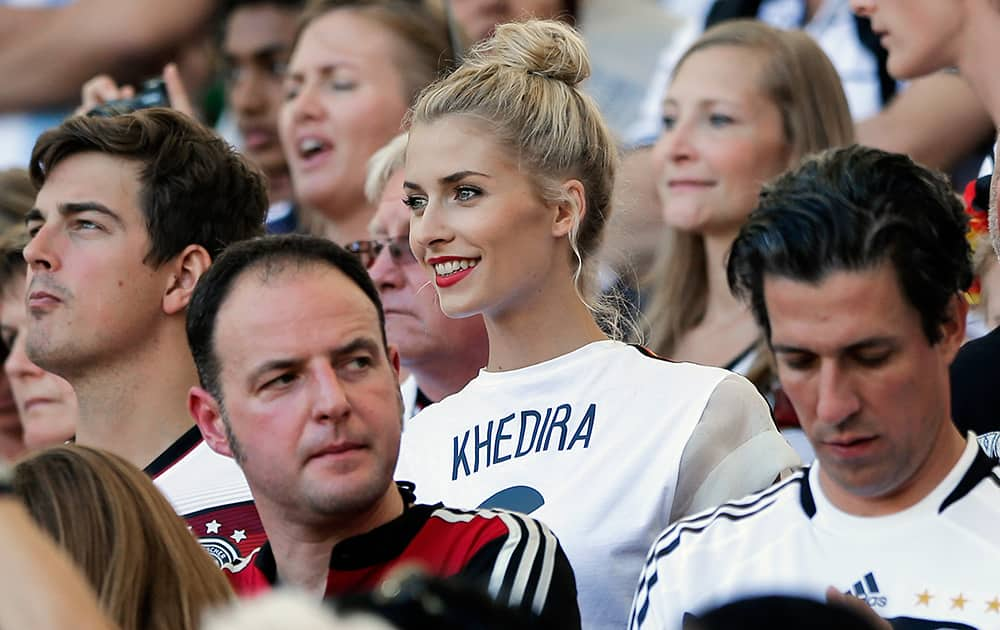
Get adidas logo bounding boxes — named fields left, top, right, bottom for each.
left=846, top=572, right=888, bottom=608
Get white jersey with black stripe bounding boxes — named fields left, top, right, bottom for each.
left=630, top=436, right=1000, bottom=630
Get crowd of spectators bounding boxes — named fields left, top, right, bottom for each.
left=1, top=0, right=999, bottom=629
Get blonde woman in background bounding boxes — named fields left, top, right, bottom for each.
left=0, top=227, right=77, bottom=451
left=0, top=169, right=36, bottom=458
left=280, top=0, right=455, bottom=244
left=644, top=20, right=854, bottom=394
left=396, top=19, right=798, bottom=630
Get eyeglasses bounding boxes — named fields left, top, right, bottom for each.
left=346, top=235, right=417, bottom=269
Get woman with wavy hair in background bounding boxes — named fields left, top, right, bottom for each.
left=280, top=0, right=455, bottom=244
left=643, top=21, right=854, bottom=455
left=12, top=444, right=233, bottom=630
left=0, top=168, right=36, bottom=458
left=396, top=19, right=799, bottom=630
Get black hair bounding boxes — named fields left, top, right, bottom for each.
left=31, top=108, right=267, bottom=266
left=186, top=234, right=386, bottom=400
left=217, top=0, right=304, bottom=30
left=727, top=144, right=972, bottom=345
left=686, top=595, right=883, bottom=630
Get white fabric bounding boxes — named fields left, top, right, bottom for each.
left=400, top=373, right=419, bottom=422
left=396, top=340, right=799, bottom=630
left=631, top=436, right=1000, bottom=629
left=153, top=439, right=254, bottom=517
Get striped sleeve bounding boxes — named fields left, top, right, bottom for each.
left=443, top=508, right=581, bottom=629
left=630, top=474, right=806, bottom=630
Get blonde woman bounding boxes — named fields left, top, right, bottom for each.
left=12, top=445, right=233, bottom=630
left=644, top=20, right=855, bottom=391
left=396, top=19, right=799, bottom=630
left=280, top=0, right=455, bottom=244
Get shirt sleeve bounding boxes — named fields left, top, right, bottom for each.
left=670, top=373, right=801, bottom=521
left=457, top=511, right=581, bottom=630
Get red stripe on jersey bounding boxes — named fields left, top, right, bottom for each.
left=322, top=510, right=511, bottom=596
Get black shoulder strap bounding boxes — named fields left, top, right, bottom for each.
left=853, top=14, right=896, bottom=104
left=705, top=0, right=763, bottom=28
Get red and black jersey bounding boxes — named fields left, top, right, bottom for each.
left=228, top=485, right=580, bottom=628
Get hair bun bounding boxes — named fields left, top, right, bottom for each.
left=478, top=19, right=590, bottom=87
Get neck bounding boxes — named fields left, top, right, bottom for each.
left=409, top=343, right=488, bottom=403
left=318, top=200, right=375, bottom=247
left=803, top=0, right=823, bottom=21
left=819, top=422, right=968, bottom=517
left=957, top=5, right=1000, bottom=125
left=71, top=325, right=199, bottom=470
left=266, top=170, right=294, bottom=205
left=484, top=263, right=607, bottom=372
left=257, top=486, right=404, bottom=596
left=701, top=232, right=753, bottom=326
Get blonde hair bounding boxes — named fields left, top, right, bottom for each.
left=12, top=445, right=233, bottom=630
left=645, top=20, right=855, bottom=369
left=298, top=0, right=456, bottom=104
left=365, top=132, right=408, bottom=206
left=409, top=19, right=626, bottom=335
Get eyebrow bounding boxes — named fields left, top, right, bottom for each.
left=662, top=97, right=740, bottom=109
left=224, top=44, right=290, bottom=63
left=25, top=202, right=125, bottom=229
left=403, top=170, right=490, bottom=191
left=245, top=336, right=385, bottom=387
left=771, top=336, right=898, bottom=355
left=286, top=63, right=353, bottom=83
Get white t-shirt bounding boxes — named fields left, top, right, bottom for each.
left=396, top=340, right=799, bottom=630
left=630, top=435, right=1000, bottom=629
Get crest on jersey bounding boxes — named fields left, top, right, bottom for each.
left=199, top=536, right=260, bottom=573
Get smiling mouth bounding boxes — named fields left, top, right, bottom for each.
left=433, top=259, right=479, bottom=277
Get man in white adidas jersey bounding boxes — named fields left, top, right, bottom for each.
left=24, top=108, right=268, bottom=567
left=186, top=235, right=580, bottom=626
left=631, top=145, right=1000, bottom=630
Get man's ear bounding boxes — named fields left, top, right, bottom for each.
left=551, top=179, right=587, bottom=240
left=188, top=386, right=234, bottom=459
left=939, top=292, right=969, bottom=364
left=388, top=344, right=401, bottom=381
left=163, top=245, right=211, bottom=315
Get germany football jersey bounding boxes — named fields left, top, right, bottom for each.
left=631, top=436, right=1000, bottom=630
left=228, top=484, right=580, bottom=628
left=147, top=426, right=264, bottom=574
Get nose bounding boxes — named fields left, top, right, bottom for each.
left=310, top=361, right=352, bottom=423
left=287, top=81, right=324, bottom=124
left=23, top=225, right=58, bottom=273
left=409, top=199, right=453, bottom=260
left=814, top=362, right=862, bottom=426
left=849, top=0, right=874, bottom=17
left=660, top=116, right=697, bottom=165
left=230, top=68, right=266, bottom=115
left=4, top=333, right=43, bottom=382
left=368, top=242, right=404, bottom=291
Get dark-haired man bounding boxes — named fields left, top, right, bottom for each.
left=219, top=0, right=302, bottom=231
left=25, top=108, right=268, bottom=570
left=186, top=235, right=580, bottom=627
left=847, top=0, right=1000, bottom=444
left=630, top=145, right=1000, bottom=630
